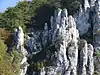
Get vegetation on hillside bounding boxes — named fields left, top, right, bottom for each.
left=0, top=40, right=22, bottom=75
left=0, top=0, right=81, bottom=31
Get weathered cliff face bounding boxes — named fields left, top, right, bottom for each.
left=75, top=4, right=90, bottom=35
left=13, top=0, right=100, bottom=75
left=75, top=0, right=91, bottom=35
left=75, top=0, right=100, bottom=74
left=14, top=26, right=29, bottom=75
left=24, top=8, right=94, bottom=75
left=92, top=0, right=100, bottom=74
left=93, top=0, right=100, bottom=51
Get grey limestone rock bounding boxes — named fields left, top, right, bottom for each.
left=92, top=0, right=100, bottom=74
left=75, top=1, right=91, bottom=35
left=26, top=8, right=94, bottom=75
left=78, top=40, right=94, bottom=75
left=14, top=26, right=29, bottom=75
left=87, top=44, right=94, bottom=75
left=84, top=0, right=90, bottom=11
left=13, top=0, right=100, bottom=75
left=93, top=0, right=100, bottom=50
left=90, top=0, right=96, bottom=7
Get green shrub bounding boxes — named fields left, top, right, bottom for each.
left=0, top=40, right=22, bottom=75
left=0, top=28, right=12, bottom=45
left=93, top=71, right=100, bottom=75
left=0, top=40, right=7, bottom=60
left=0, top=0, right=82, bottom=31
left=96, top=51, right=100, bottom=57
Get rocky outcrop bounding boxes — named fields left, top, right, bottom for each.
left=78, top=40, right=94, bottom=75
left=84, top=0, right=90, bottom=11
left=75, top=0, right=100, bottom=74
left=14, top=26, right=29, bottom=75
left=12, top=0, right=100, bottom=75
left=25, top=8, right=94, bottom=75
left=92, top=0, right=100, bottom=74
left=93, top=0, right=100, bottom=51
left=90, top=0, right=96, bottom=7
left=87, top=44, right=94, bottom=75
left=75, top=0, right=91, bottom=35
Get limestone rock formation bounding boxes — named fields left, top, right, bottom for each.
left=14, top=26, right=29, bottom=75
left=13, top=0, right=100, bottom=75
left=75, top=0, right=100, bottom=74
left=25, top=8, right=94, bottom=75
left=20, top=56, right=29, bottom=75
left=93, top=0, right=100, bottom=51
left=90, top=0, right=96, bottom=7
left=84, top=0, right=90, bottom=11
left=87, top=44, right=94, bottom=75
left=78, top=40, right=94, bottom=75
left=14, top=26, right=24, bottom=51
left=75, top=0, right=91, bottom=35
left=25, top=31, right=42, bottom=55
left=92, top=0, right=100, bottom=74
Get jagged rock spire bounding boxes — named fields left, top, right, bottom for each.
left=24, top=8, right=94, bottom=75
left=95, top=0, right=100, bottom=12
left=87, top=44, right=94, bottom=75
left=79, top=4, right=83, bottom=13
left=84, top=0, right=90, bottom=11
left=75, top=6, right=91, bottom=35
left=13, top=26, right=29, bottom=75
left=40, top=8, right=94, bottom=75
left=50, top=16, right=54, bottom=29
left=90, top=0, right=96, bottom=7
left=54, top=8, right=62, bottom=25
left=14, top=26, right=24, bottom=50
left=44, top=23, right=48, bottom=31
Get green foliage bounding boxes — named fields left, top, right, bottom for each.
left=96, top=51, right=100, bottom=57
left=61, top=0, right=80, bottom=14
left=93, top=71, right=100, bottom=75
left=0, top=40, right=7, bottom=60
left=57, top=72, right=62, bottom=75
left=0, top=0, right=81, bottom=31
left=0, top=1, right=29, bottom=31
left=0, top=28, right=12, bottom=45
left=45, top=0, right=81, bottom=15
left=47, top=0, right=62, bottom=8
left=29, top=61, right=45, bottom=71
left=0, top=40, right=22, bottom=75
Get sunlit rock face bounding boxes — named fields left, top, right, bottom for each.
left=14, top=26, right=24, bottom=51
left=25, top=8, right=94, bottom=75
left=87, top=44, right=94, bottom=75
left=17, top=0, right=100, bottom=75
left=90, top=0, right=96, bottom=7
left=84, top=0, right=90, bottom=11
left=20, top=56, right=29, bottom=75
left=14, top=26, right=29, bottom=75
left=75, top=0, right=100, bottom=74
left=9, top=0, right=100, bottom=75
left=78, top=40, right=94, bottom=75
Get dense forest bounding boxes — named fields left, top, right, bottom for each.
left=0, top=0, right=82, bottom=30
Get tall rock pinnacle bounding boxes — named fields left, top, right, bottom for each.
left=25, top=8, right=94, bottom=75
left=84, top=0, right=90, bottom=11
